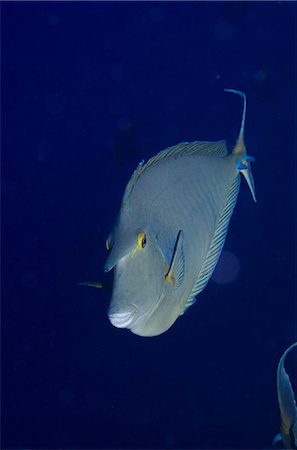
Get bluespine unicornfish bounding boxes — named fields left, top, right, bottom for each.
left=104, top=89, right=256, bottom=337
left=273, top=343, right=297, bottom=449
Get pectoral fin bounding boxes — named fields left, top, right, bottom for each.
left=77, top=281, right=111, bottom=289
left=165, top=230, right=185, bottom=289
left=272, top=433, right=282, bottom=446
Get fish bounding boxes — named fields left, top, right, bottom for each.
left=104, top=89, right=256, bottom=337
left=273, top=342, right=297, bottom=449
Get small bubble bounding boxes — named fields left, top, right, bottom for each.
left=36, top=139, right=53, bottom=162
left=254, top=69, right=267, bottom=82
left=109, top=65, right=123, bottom=81
left=150, top=7, right=164, bottom=22
left=164, top=433, right=176, bottom=447
left=22, top=271, right=39, bottom=288
left=211, top=250, right=240, bottom=284
left=48, top=14, right=59, bottom=26
left=44, top=93, right=65, bottom=115
left=214, top=21, right=234, bottom=41
left=79, top=56, right=100, bottom=83
left=59, top=389, right=75, bottom=404
left=118, top=117, right=131, bottom=131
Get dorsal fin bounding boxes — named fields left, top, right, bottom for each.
left=123, top=140, right=228, bottom=201
left=146, top=140, right=228, bottom=169
left=123, top=159, right=145, bottom=203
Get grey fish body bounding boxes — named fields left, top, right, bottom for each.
left=105, top=90, right=256, bottom=337
left=275, top=342, right=297, bottom=449
left=126, top=152, right=239, bottom=336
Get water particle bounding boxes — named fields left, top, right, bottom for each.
left=211, top=250, right=241, bottom=284
left=109, top=65, right=124, bottom=81
left=118, top=117, right=132, bottom=131
left=214, top=21, right=234, bottom=41
left=48, top=14, right=59, bottom=26
left=59, top=389, right=75, bottom=404
left=150, top=7, right=164, bottom=22
left=163, top=433, right=176, bottom=447
left=254, top=69, right=267, bottom=82
left=44, top=93, right=65, bottom=115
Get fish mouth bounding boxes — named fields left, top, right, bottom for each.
left=108, top=306, right=137, bottom=329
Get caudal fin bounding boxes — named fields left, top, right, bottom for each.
left=225, top=88, right=257, bottom=203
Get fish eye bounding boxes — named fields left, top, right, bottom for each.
left=137, top=232, right=147, bottom=249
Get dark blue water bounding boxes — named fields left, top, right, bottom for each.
left=2, top=2, right=296, bottom=449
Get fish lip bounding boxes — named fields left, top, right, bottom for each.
left=111, top=287, right=168, bottom=333
left=108, top=306, right=137, bottom=329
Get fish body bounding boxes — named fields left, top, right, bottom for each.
left=274, top=343, right=297, bottom=449
left=105, top=89, right=256, bottom=337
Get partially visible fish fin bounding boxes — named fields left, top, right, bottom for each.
left=165, top=230, right=184, bottom=289
left=148, top=140, right=228, bottom=166
left=277, top=342, right=297, bottom=436
left=123, top=159, right=145, bottom=203
left=272, top=433, right=282, bottom=446
left=77, top=281, right=111, bottom=289
left=239, top=158, right=256, bottom=203
left=124, top=141, right=228, bottom=200
left=225, top=88, right=247, bottom=155
left=225, top=88, right=257, bottom=203
left=182, top=174, right=241, bottom=314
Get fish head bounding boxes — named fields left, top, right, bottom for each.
left=104, top=208, right=168, bottom=335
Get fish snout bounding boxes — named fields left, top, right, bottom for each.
left=108, top=306, right=137, bottom=329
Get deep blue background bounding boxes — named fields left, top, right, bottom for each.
left=2, top=2, right=296, bottom=449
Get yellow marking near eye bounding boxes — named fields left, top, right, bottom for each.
left=105, top=239, right=110, bottom=251
left=137, top=232, right=146, bottom=249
